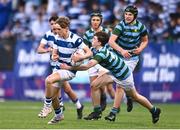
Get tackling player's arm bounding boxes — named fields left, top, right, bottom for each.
left=61, top=59, right=98, bottom=71
left=81, top=45, right=93, bottom=59
left=73, top=43, right=93, bottom=62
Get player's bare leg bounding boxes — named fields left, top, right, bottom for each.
left=38, top=73, right=61, bottom=118
left=38, top=85, right=59, bottom=118
left=63, top=81, right=84, bottom=119
left=84, top=73, right=113, bottom=120
left=106, top=84, right=115, bottom=99
left=90, top=76, right=107, bottom=111
left=105, top=87, right=124, bottom=121
left=84, top=85, right=102, bottom=120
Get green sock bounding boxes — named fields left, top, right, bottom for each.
left=94, top=105, right=102, bottom=112
left=150, top=106, right=156, bottom=113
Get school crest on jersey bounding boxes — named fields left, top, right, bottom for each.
left=67, top=42, right=73, bottom=48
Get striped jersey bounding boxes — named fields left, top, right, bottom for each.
left=53, top=31, right=86, bottom=72
left=112, top=20, right=148, bottom=51
left=40, top=30, right=56, bottom=48
left=83, top=26, right=110, bottom=48
left=93, top=47, right=131, bottom=80
left=40, top=30, right=56, bottom=67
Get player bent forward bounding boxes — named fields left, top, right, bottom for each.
left=60, top=31, right=161, bottom=123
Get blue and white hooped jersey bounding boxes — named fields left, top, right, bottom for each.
left=53, top=31, right=86, bottom=66
left=40, top=30, right=57, bottom=67
left=40, top=30, right=56, bottom=47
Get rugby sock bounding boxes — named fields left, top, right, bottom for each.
left=110, top=107, right=119, bottom=115
left=44, top=97, right=52, bottom=107
left=101, top=93, right=107, bottom=100
left=150, top=106, right=157, bottom=113
left=59, top=97, right=64, bottom=106
left=94, top=105, right=102, bottom=112
left=126, top=95, right=131, bottom=100
left=54, top=107, right=62, bottom=117
left=72, top=98, right=82, bottom=109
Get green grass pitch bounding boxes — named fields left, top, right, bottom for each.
left=0, top=101, right=180, bottom=129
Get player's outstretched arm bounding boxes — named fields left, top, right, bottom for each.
left=82, top=45, right=93, bottom=60
left=61, top=59, right=98, bottom=71
left=72, top=46, right=93, bottom=63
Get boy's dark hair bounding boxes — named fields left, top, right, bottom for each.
left=94, top=31, right=109, bottom=46
left=90, top=11, right=103, bottom=19
left=90, top=11, right=103, bottom=26
left=56, top=16, right=70, bottom=28
left=124, top=5, right=138, bottom=19
left=49, top=15, right=59, bottom=22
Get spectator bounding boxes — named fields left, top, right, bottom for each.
left=30, top=12, right=48, bottom=40
left=151, top=18, right=168, bottom=43
left=0, top=0, right=13, bottom=31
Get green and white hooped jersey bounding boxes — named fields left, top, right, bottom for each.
left=113, top=20, right=148, bottom=51
left=93, top=47, right=131, bottom=80
left=83, top=26, right=110, bottom=48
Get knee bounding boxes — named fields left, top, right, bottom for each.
left=106, top=85, right=113, bottom=91
left=90, top=83, right=98, bottom=91
left=90, top=79, right=100, bottom=90
left=45, top=76, right=53, bottom=85
left=90, top=83, right=95, bottom=89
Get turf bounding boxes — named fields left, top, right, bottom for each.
left=0, top=101, right=179, bottom=129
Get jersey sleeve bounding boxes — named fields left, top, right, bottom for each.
left=75, top=37, right=83, bottom=46
left=83, top=33, right=91, bottom=48
left=112, top=23, right=123, bottom=36
left=140, top=25, right=148, bottom=37
left=104, top=27, right=111, bottom=36
left=77, top=42, right=87, bottom=50
left=93, top=52, right=105, bottom=63
left=75, top=37, right=88, bottom=50
left=40, top=34, right=48, bottom=44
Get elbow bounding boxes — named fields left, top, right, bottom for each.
left=143, top=40, right=148, bottom=47
left=36, top=47, right=44, bottom=54
left=36, top=49, right=41, bottom=54
left=108, top=40, right=113, bottom=47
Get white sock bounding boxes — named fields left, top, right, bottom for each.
left=75, top=100, right=82, bottom=109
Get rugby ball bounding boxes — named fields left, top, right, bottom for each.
left=71, top=49, right=85, bottom=66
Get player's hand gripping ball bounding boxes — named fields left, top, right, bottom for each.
left=71, top=49, right=85, bottom=66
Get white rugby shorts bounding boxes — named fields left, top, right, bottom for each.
left=124, top=57, right=139, bottom=72
left=110, top=73, right=135, bottom=91
left=52, top=68, right=75, bottom=88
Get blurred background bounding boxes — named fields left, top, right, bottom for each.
left=0, top=0, right=180, bottom=103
